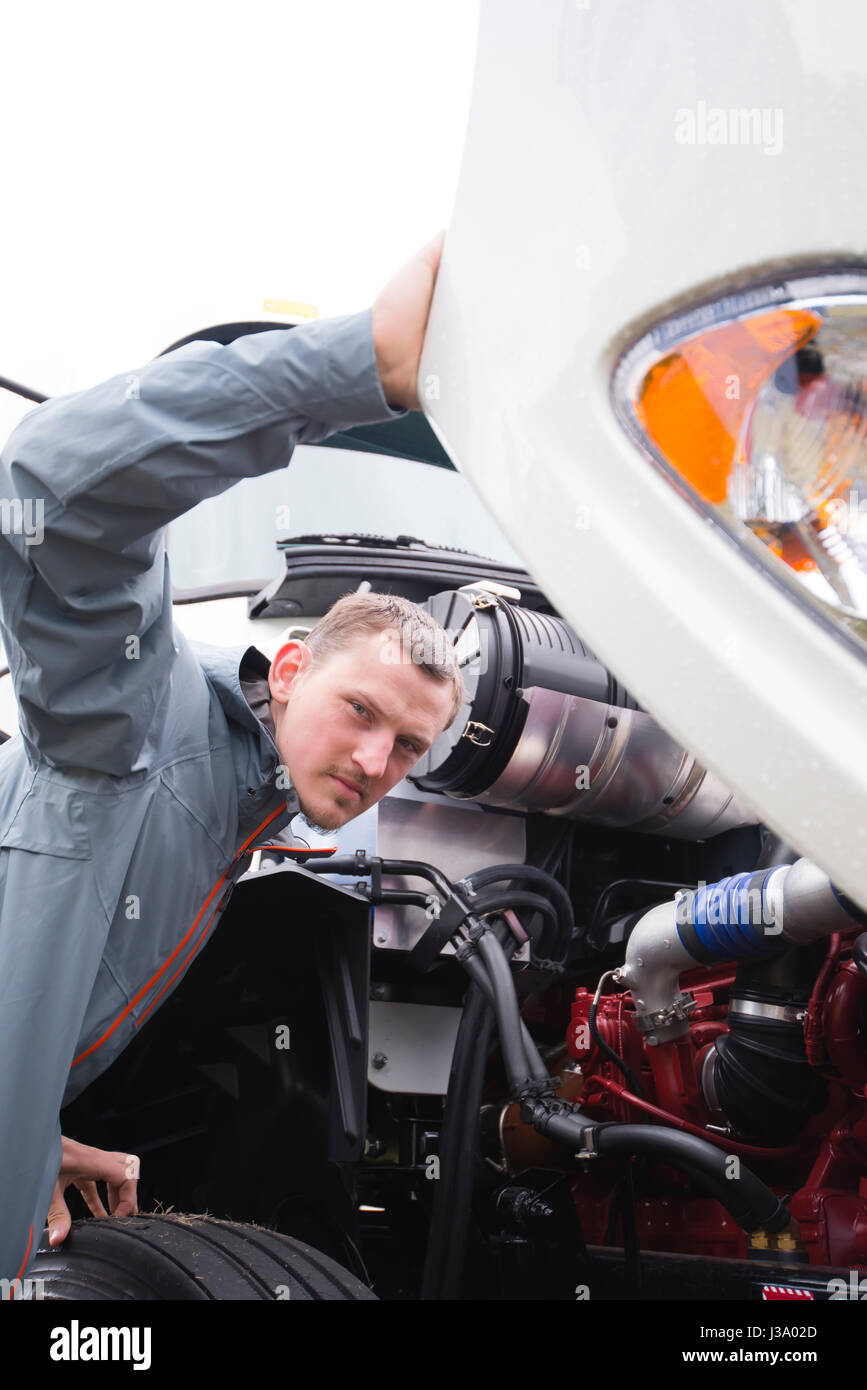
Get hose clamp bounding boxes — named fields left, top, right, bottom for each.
left=635, top=996, right=697, bottom=1032
left=727, top=998, right=808, bottom=1025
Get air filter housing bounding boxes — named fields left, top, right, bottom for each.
left=411, top=588, right=757, bottom=840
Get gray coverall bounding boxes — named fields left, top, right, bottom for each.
left=0, top=307, right=405, bottom=1279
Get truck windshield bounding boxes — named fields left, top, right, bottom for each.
left=166, top=444, right=523, bottom=591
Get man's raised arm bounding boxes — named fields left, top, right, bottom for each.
left=0, top=232, right=442, bottom=775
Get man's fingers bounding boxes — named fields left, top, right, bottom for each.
left=74, top=1178, right=109, bottom=1220
left=46, top=1184, right=71, bottom=1247
left=51, top=1142, right=141, bottom=1235
left=107, top=1176, right=139, bottom=1219
left=71, top=1145, right=140, bottom=1191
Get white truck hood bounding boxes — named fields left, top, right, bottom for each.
left=419, top=0, right=867, bottom=909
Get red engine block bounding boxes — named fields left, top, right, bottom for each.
left=565, top=948, right=867, bottom=1269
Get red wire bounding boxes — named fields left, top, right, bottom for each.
left=585, top=1072, right=808, bottom=1161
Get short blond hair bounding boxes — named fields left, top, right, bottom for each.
left=304, top=592, right=466, bottom=727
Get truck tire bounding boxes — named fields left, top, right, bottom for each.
left=24, top=1214, right=377, bottom=1300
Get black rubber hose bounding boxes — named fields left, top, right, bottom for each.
left=420, top=978, right=495, bottom=1300
left=588, top=987, right=646, bottom=1100
left=465, top=864, right=575, bottom=962
left=477, top=931, right=536, bottom=1093
left=422, top=915, right=545, bottom=1301
left=595, top=1130, right=788, bottom=1233
left=526, top=1109, right=790, bottom=1235
left=459, top=949, right=549, bottom=1084
left=470, top=888, right=561, bottom=956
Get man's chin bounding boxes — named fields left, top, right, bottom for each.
left=296, top=800, right=353, bottom=835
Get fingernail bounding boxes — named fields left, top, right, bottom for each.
left=49, top=1227, right=59, bottom=1244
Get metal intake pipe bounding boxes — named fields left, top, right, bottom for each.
left=616, top=858, right=865, bottom=1042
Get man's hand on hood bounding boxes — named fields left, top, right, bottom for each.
left=371, top=229, right=445, bottom=411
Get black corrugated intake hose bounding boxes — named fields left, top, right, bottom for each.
left=524, top=1106, right=790, bottom=1234
left=712, top=940, right=829, bottom=1143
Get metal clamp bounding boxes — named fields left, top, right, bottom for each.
left=423, top=895, right=441, bottom=922
left=575, top=1126, right=598, bottom=1160
left=462, top=720, right=495, bottom=747
left=636, top=996, right=698, bottom=1032
left=727, top=998, right=808, bottom=1025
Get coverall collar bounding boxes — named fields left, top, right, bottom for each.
left=191, top=639, right=283, bottom=774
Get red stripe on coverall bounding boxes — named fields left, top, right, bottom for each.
left=135, top=845, right=338, bottom=1023
left=70, top=805, right=288, bottom=1068
left=8, top=1223, right=33, bottom=1297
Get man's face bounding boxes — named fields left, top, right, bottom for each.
left=268, top=631, right=456, bottom=832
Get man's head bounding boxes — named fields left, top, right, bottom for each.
left=268, top=593, right=466, bottom=832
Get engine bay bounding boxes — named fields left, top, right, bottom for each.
left=57, top=554, right=867, bottom=1301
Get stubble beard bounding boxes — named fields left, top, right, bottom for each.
left=296, top=804, right=344, bottom=836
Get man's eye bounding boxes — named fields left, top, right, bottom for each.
left=398, top=738, right=416, bottom=753
left=350, top=701, right=367, bottom=717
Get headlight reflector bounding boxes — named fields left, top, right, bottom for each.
left=615, top=272, right=867, bottom=647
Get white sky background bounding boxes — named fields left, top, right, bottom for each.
left=0, top=0, right=479, bottom=441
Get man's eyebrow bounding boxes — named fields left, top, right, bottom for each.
left=351, top=689, right=432, bottom=750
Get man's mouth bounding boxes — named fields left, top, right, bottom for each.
left=331, top=774, right=364, bottom=800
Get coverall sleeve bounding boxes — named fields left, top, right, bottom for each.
left=0, top=311, right=406, bottom=774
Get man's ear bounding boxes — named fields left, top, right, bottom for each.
left=269, top=640, right=313, bottom=705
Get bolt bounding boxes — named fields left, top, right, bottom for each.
left=371, top=984, right=386, bottom=1000
left=646, top=1035, right=659, bottom=1047
left=372, top=1052, right=388, bottom=1070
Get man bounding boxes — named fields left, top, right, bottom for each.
left=0, top=231, right=463, bottom=1281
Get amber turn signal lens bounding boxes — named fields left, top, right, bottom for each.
left=635, top=309, right=822, bottom=505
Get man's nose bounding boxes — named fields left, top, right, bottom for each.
left=352, top=731, right=392, bottom=782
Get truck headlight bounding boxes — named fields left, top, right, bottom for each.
left=613, top=270, right=867, bottom=656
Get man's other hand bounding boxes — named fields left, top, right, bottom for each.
left=371, top=229, right=445, bottom=411
left=47, top=1136, right=140, bottom=1247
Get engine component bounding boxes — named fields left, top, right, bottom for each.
left=522, top=1103, right=791, bottom=1236
left=708, top=943, right=830, bottom=1143
left=413, top=587, right=758, bottom=839
left=617, top=856, right=865, bottom=1041
left=492, top=1065, right=586, bottom=1172
left=822, top=956, right=867, bottom=1092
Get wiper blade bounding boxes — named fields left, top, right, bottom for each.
left=0, top=374, right=47, bottom=405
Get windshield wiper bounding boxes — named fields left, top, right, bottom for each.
left=0, top=374, right=47, bottom=405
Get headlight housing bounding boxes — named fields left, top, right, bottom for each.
left=613, top=269, right=867, bottom=657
